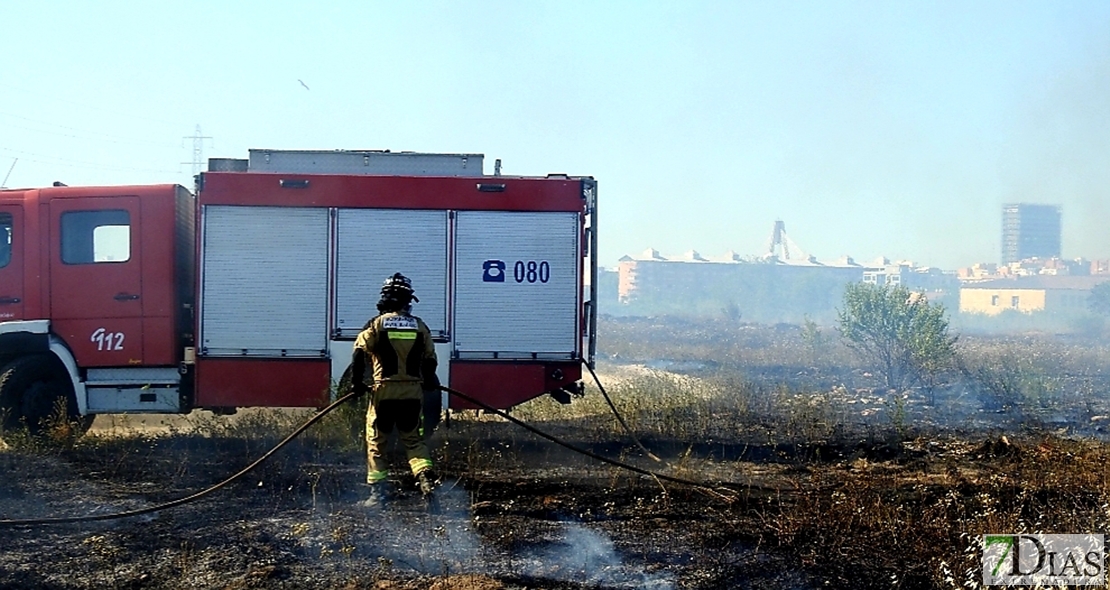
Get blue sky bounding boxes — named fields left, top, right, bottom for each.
left=2, top=1, right=1108, bottom=269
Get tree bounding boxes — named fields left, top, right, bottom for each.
left=837, top=283, right=958, bottom=389
left=1088, top=281, right=1110, bottom=316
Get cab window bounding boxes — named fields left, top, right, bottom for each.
left=61, top=210, right=131, bottom=264
left=0, top=213, right=11, bottom=268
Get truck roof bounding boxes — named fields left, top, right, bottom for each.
left=197, top=172, right=589, bottom=213
left=0, top=184, right=186, bottom=206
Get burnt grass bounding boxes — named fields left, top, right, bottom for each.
left=2, top=317, right=1110, bottom=589
left=2, top=421, right=1108, bottom=589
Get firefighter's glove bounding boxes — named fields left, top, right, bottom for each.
left=352, top=381, right=369, bottom=397
left=422, top=359, right=441, bottom=391
left=350, top=349, right=370, bottom=398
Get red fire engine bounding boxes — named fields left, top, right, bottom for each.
left=0, top=149, right=597, bottom=433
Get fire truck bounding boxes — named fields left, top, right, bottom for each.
left=0, top=149, right=597, bottom=434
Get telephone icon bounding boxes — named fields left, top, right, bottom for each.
left=482, top=260, right=506, bottom=282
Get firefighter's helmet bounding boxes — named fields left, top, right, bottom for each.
left=380, top=272, right=419, bottom=303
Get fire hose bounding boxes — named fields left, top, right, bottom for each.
left=0, top=389, right=365, bottom=527
left=0, top=375, right=749, bottom=528
left=581, top=360, right=663, bottom=463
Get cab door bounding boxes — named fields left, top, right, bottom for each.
left=0, top=206, right=23, bottom=320
left=49, top=196, right=144, bottom=366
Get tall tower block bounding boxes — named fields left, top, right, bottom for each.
left=1001, top=203, right=1061, bottom=264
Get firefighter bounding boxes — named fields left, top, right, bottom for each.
left=351, top=273, right=439, bottom=507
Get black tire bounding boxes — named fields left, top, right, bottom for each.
left=0, top=355, right=89, bottom=437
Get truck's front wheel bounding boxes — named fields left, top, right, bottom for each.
left=0, top=356, right=91, bottom=437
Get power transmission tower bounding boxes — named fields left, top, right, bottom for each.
left=182, top=124, right=213, bottom=177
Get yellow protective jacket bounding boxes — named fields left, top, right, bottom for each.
left=351, top=311, right=437, bottom=401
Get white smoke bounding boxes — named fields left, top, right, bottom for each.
left=520, top=521, right=674, bottom=589
left=298, top=478, right=674, bottom=588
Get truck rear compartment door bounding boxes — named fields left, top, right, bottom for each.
left=0, top=206, right=22, bottom=321
left=335, top=209, right=448, bottom=339
left=199, top=205, right=329, bottom=357
left=453, top=211, right=580, bottom=359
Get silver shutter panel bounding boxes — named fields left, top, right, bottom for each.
left=201, top=206, right=329, bottom=357
left=454, top=211, right=580, bottom=358
left=335, top=209, right=449, bottom=338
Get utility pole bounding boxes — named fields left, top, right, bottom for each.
left=181, top=125, right=213, bottom=177
left=1, top=158, right=16, bottom=189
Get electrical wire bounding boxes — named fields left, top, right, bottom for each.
left=0, top=147, right=182, bottom=176
left=0, top=83, right=184, bottom=128
left=0, top=112, right=183, bottom=149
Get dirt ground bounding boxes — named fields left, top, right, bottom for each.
left=0, top=418, right=788, bottom=590
left=4, top=405, right=1100, bottom=590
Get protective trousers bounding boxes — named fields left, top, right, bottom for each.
left=365, top=397, right=433, bottom=484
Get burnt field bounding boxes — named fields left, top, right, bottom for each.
left=3, top=317, right=1110, bottom=589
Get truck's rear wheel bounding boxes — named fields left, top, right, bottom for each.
left=0, top=356, right=92, bottom=437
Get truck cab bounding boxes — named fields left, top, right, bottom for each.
left=0, top=185, right=194, bottom=432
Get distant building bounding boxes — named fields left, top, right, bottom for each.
left=595, top=267, right=619, bottom=310
left=863, top=262, right=959, bottom=292
left=959, top=275, right=1108, bottom=316
left=1037, top=257, right=1089, bottom=276
left=1001, top=203, right=1061, bottom=265
left=613, top=221, right=968, bottom=321
left=618, top=249, right=742, bottom=303
left=958, top=257, right=1090, bottom=281
left=958, top=262, right=999, bottom=281
left=616, top=248, right=866, bottom=322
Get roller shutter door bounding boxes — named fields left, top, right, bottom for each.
left=454, top=211, right=579, bottom=359
left=200, top=206, right=329, bottom=357
left=335, top=209, right=448, bottom=339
